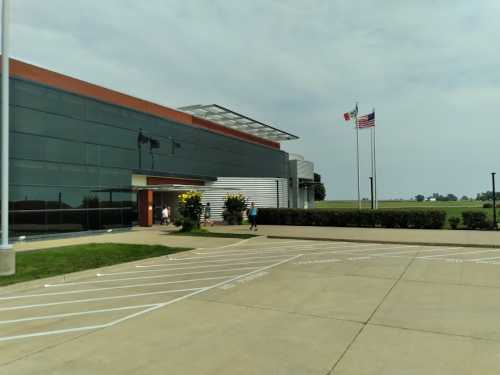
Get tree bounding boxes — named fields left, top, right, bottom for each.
left=415, top=194, right=425, bottom=202
left=476, top=191, right=500, bottom=201
left=461, top=195, right=469, bottom=201
left=314, top=173, right=326, bottom=201
left=446, top=194, right=458, bottom=201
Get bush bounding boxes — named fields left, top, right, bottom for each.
left=483, top=203, right=493, bottom=208
left=448, top=216, right=460, bottom=230
left=175, top=191, right=203, bottom=232
left=223, top=211, right=243, bottom=225
left=257, top=209, right=447, bottom=229
left=223, top=194, right=247, bottom=225
left=462, top=211, right=488, bottom=229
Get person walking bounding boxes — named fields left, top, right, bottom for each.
left=166, top=206, right=171, bottom=224
left=248, top=202, right=258, bottom=231
left=161, top=205, right=170, bottom=225
left=204, top=202, right=213, bottom=226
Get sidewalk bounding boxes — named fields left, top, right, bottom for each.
left=207, top=225, right=500, bottom=248
left=11, top=226, right=245, bottom=253
left=11, top=224, right=500, bottom=252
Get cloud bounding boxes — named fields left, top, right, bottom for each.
left=8, top=0, right=500, bottom=199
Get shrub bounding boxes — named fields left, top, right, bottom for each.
left=175, top=191, right=203, bottom=232
left=462, top=211, right=488, bottom=229
left=257, top=209, right=447, bottom=229
left=223, top=194, right=247, bottom=225
left=448, top=217, right=460, bottom=230
left=483, top=203, right=493, bottom=208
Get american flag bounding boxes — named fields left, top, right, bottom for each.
left=356, top=112, right=375, bottom=128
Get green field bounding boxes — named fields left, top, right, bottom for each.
left=316, top=200, right=495, bottom=228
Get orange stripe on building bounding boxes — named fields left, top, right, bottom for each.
left=6, top=58, right=280, bottom=150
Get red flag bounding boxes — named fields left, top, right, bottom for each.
left=343, top=106, right=357, bottom=122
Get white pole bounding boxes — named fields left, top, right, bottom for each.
left=355, top=109, right=361, bottom=209
left=1, top=0, right=11, bottom=250
left=370, top=124, right=374, bottom=208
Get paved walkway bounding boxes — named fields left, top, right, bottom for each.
left=12, top=224, right=500, bottom=254
left=11, top=226, right=240, bottom=253
left=207, top=225, right=500, bottom=247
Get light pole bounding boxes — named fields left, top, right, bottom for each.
left=369, top=177, right=374, bottom=210
left=0, top=0, right=14, bottom=276
left=492, top=172, right=497, bottom=230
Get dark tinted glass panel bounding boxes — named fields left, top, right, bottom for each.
left=46, top=211, right=63, bottom=232
left=11, top=211, right=47, bottom=236
left=101, top=209, right=123, bottom=229
left=60, top=210, right=85, bottom=233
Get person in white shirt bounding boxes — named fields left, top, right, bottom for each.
left=161, top=206, right=170, bottom=225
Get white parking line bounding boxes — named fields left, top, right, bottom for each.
left=307, top=245, right=416, bottom=257
left=347, top=256, right=372, bottom=260
left=183, top=242, right=387, bottom=259
left=137, top=254, right=291, bottom=267
left=369, top=247, right=462, bottom=257
left=195, top=237, right=257, bottom=250
left=469, top=255, right=500, bottom=262
left=0, top=276, right=234, bottom=301
left=193, top=242, right=375, bottom=256
left=418, top=248, right=500, bottom=259
left=160, top=244, right=395, bottom=268
left=46, top=267, right=260, bottom=287
left=97, top=260, right=289, bottom=278
left=0, top=253, right=303, bottom=342
left=193, top=240, right=320, bottom=254
left=0, top=288, right=202, bottom=312
left=129, top=259, right=291, bottom=273
left=0, top=304, right=160, bottom=325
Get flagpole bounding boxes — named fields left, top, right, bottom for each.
left=373, top=108, right=378, bottom=209
left=370, top=122, right=374, bottom=209
left=355, top=103, right=361, bottom=209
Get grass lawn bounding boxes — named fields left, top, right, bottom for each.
left=316, top=200, right=496, bottom=229
left=0, top=243, right=191, bottom=287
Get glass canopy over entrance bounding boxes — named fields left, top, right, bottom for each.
left=178, top=104, right=299, bottom=142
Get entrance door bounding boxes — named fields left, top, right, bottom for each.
left=153, top=191, right=183, bottom=224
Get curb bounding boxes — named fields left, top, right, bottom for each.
left=266, top=235, right=500, bottom=249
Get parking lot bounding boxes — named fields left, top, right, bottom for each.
left=2, top=237, right=500, bottom=374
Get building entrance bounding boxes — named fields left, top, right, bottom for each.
left=153, top=191, right=182, bottom=224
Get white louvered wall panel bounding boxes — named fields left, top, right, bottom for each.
left=201, top=177, right=288, bottom=221
left=296, top=160, right=314, bottom=180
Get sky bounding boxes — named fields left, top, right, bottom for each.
left=7, top=0, right=500, bottom=200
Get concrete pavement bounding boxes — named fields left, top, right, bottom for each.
left=2, top=236, right=500, bottom=373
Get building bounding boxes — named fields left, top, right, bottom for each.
left=288, top=154, right=315, bottom=209
left=3, top=59, right=315, bottom=238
